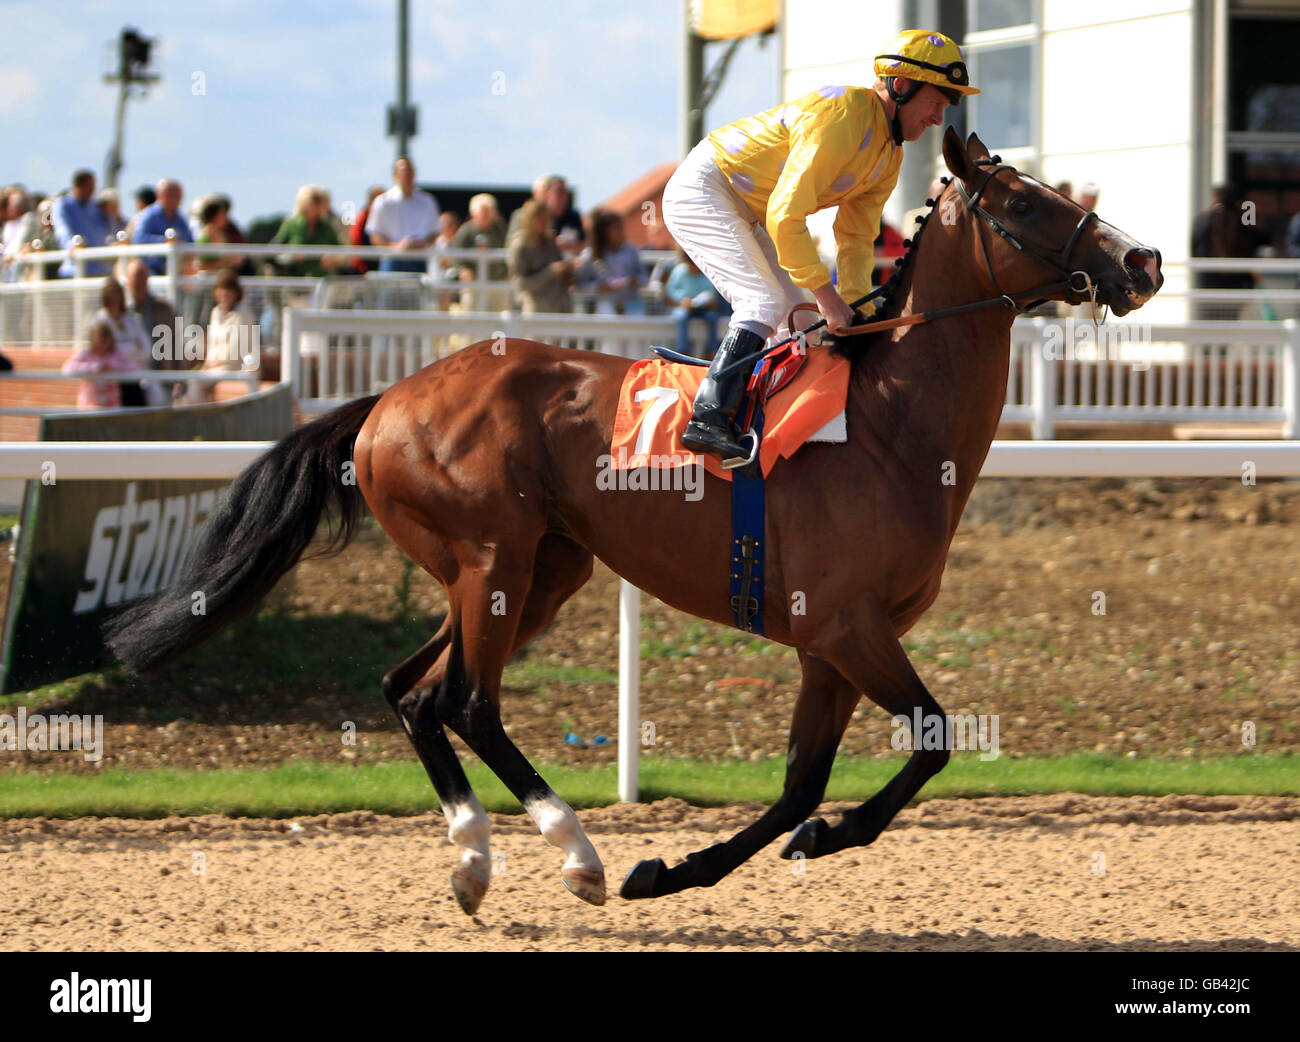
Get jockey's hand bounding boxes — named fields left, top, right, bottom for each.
left=812, top=284, right=855, bottom=335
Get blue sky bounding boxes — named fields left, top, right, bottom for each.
left=2, top=0, right=779, bottom=224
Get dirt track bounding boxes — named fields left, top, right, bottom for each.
left=3, top=795, right=1296, bottom=952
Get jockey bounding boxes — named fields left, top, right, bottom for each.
left=664, top=30, right=979, bottom=465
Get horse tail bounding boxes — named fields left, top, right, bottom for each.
left=105, top=394, right=382, bottom=674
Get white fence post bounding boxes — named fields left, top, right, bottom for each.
left=31, top=246, right=46, bottom=350
left=282, top=306, right=301, bottom=400
left=618, top=579, right=640, bottom=803
left=165, top=237, right=182, bottom=312
left=1284, top=319, right=1299, bottom=440
left=1029, top=316, right=1055, bottom=440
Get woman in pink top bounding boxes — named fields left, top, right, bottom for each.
left=62, top=319, right=139, bottom=409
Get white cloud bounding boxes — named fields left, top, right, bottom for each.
left=0, top=67, right=38, bottom=116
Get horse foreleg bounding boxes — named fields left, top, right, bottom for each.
left=621, top=650, right=860, bottom=900
left=382, top=621, right=494, bottom=915
left=782, top=611, right=949, bottom=860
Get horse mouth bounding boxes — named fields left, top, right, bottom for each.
left=1097, top=278, right=1158, bottom=317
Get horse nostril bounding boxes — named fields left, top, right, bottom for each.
left=1124, top=247, right=1160, bottom=284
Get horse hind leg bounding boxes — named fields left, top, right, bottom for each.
left=381, top=619, right=493, bottom=915
left=504, top=533, right=604, bottom=902
left=440, top=534, right=606, bottom=906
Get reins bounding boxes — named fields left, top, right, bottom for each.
left=710, top=156, right=1108, bottom=381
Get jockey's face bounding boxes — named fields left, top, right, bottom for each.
left=897, top=82, right=951, bottom=141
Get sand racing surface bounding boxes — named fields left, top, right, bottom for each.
left=2, top=794, right=1297, bottom=952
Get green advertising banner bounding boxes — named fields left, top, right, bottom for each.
left=0, top=386, right=292, bottom=694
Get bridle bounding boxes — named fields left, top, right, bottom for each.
left=952, top=156, right=1104, bottom=320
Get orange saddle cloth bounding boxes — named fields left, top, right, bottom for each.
left=609, top=346, right=851, bottom=482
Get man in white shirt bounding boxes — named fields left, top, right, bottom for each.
left=365, top=157, right=440, bottom=273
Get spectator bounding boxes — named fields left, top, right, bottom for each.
left=125, top=257, right=187, bottom=400
left=451, top=194, right=509, bottom=310
left=350, top=185, right=386, bottom=274
left=666, top=253, right=728, bottom=359
left=871, top=219, right=907, bottom=287
left=24, top=197, right=60, bottom=279
left=365, top=156, right=439, bottom=273
left=1054, top=180, right=1074, bottom=199
left=1076, top=182, right=1100, bottom=211
left=133, top=179, right=195, bottom=274
left=577, top=211, right=646, bottom=314
left=508, top=199, right=573, bottom=314
left=435, top=210, right=461, bottom=248
left=2, top=188, right=39, bottom=276
left=93, top=276, right=152, bottom=407
left=63, top=318, right=139, bottom=410
left=1192, top=183, right=1261, bottom=321
left=546, top=176, right=585, bottom=253
left=123, top=185, right=156, bottom=243
left=196, top=195, right=249, bottom=273
left=53, top=169, right=112, bottom=276
left=97, top=188, right=126, bottom=241
left=506, top=174, right=554, bottom=243
left=192, top=268, right=258, bottom=404
left=270, top=185, right=341, bottom=277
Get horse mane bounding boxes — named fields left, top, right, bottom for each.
left=828, top=180, right=948, bottom=364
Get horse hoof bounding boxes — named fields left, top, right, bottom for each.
left=451, top=867, right=488, bottom=916
left=620, top=858, right=666, bottom=900
left=562, top=866, right=607, bottom=906
left=780, top=817, right=828, bottom=860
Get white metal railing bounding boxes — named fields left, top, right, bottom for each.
left=282, top=308, right=702, bottom=411
left=1004, top=317, right=1299, bottom=438
left=283, top=307, right=1300, bottom=436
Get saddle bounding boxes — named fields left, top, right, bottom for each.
left=612, top=306, right=849, bottom=483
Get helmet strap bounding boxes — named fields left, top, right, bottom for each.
left=885, top=76, right=920, bottom=146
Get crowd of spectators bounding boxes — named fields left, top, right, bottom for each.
left=2, top=158, right=735, bottom=407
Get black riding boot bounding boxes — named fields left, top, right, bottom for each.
left=681, top=327, right=766, bottom=465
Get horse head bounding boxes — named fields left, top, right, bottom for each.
left=939, top=127, right=1162, bottom=317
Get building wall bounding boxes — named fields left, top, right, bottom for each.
left=1039, top=0, right=1194, bottom=321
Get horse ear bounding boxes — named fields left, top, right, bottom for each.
left=942, top=126, right=974, bottom=182
left=965, top=131, right=991, bottom=162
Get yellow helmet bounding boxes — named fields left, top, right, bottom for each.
left=874, top=30, right=979, bottom=103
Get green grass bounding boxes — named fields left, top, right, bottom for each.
left=2, top=752, right=1295, bottom=819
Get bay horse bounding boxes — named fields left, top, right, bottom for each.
left=107, top=129, right=1161, bottom=914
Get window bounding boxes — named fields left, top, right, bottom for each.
left=963, top=0, right=1039, bottom=161
left=1227, top=11, right=1300, bottom=243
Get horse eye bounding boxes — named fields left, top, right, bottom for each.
left=1009, top=199, right=1032, bottom=218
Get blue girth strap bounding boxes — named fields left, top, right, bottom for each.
left=729, top=409, right=765, bottom=635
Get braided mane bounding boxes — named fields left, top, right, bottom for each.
left=828, top=177, right=950, bottom=362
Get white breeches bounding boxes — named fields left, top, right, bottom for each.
left=662, top=140, right=813, bottom=336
